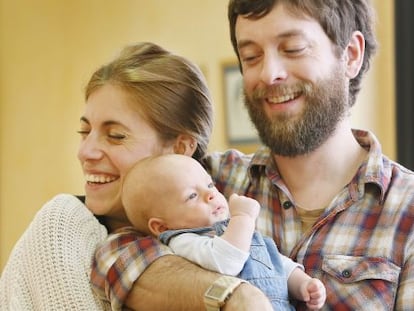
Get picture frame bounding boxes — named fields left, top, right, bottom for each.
left=222, top=61, right=260, bottom=145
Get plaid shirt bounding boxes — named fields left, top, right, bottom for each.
left=204, top=129, right=414, bottom=310
left=90, top=227, right=172, bottom=310
left=91, top=129, right=414, bottom=310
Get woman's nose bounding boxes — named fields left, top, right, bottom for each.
left=77, top=134, right=104, bottom=162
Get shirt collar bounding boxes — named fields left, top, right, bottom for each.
left=352, top=129, right=390, bottom=203
left=247, top=129, right=390, bottom=203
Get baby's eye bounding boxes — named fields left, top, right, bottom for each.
left=187, top=192, right=197, bottom=201
left=208, top=182, right=215, bottom=189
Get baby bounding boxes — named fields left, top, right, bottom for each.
left=121, top=154, right=326, bottom=310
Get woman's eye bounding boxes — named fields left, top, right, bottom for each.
left=108, top=133, right=126, bottom=140
left=77, top=130, right=90, bottom=138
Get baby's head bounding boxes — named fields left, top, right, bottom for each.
left=122, top=154, right=229, bottom=236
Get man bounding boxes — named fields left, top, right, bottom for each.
left=92, top=1, right=414, bottom=310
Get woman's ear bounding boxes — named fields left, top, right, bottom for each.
left=173, top=134, right=197, bottom=156
left=345, top=30, right=365, bottom=79
left=148, top=217, right=169, bottom=237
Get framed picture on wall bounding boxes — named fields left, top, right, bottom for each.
left=222, top=61, right=260, bottom=145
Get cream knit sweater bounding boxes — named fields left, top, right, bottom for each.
left=0, top=194, right=111, bottom=310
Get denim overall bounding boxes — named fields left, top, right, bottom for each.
left=160, top=220, right=295, bottom=310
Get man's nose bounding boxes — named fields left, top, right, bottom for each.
left=260, top=53, right=288, bottom=85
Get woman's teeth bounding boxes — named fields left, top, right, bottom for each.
left=85, top=174, right=116, bottom=183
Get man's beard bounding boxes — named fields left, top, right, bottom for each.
left=244, top=65, right=349, bottom=157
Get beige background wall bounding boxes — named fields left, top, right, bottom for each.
left=0, top=0, right=394, bottom=269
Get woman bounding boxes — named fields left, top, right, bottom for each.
left=0, top=42, right=213, bottom=310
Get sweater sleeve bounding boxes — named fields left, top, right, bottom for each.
left=168, top=233, right=249, bottom=275
left=0, top=193, right=111, bottom=311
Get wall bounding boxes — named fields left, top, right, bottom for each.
left=352, top=0, right=395, bottom=150
left=0, top=0, right=395, bottom=269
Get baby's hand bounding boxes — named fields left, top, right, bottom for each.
left=228, top=193, right=260, bottom=219
left=301, top=278, right=326, bottom=310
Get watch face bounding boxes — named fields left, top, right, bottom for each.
left=205, top=286, right=226, bottom=299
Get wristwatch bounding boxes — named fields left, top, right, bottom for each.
left=203, top=275, right=247, bottom=311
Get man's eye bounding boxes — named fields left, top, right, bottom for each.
left=284, top=47, right=306, bottom=55
left=242, top=55, right=256, bottom=62
left=241, top=55, right=259, bottom=65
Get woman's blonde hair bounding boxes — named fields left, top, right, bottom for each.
left=85, top=42, right=213, bottom=160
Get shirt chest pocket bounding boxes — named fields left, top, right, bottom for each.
left=320, top=254, right=400, bottom=310
left=321, top=254, right=400, bottom=283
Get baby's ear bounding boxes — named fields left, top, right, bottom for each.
left=148, top=218, right=169, bottom=237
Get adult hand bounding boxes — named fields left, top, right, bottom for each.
left=223, top=283, right=273, bottom=311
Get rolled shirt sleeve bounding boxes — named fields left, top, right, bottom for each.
left=90, top=227, right=173, bottom=310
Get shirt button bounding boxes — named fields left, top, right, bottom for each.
left=342, top=269, right=352, bottom=278
left=282, top=201, right=293, bottom=209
